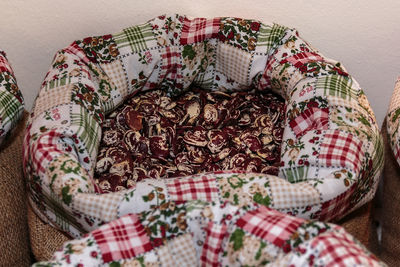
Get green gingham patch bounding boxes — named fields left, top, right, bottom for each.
left=255, top=23, right=288, bottom=54
left=114, top=22, right=157, bottom=54
left=0, top=51, right=24, bottom=144
left=70, top=107, right=101, bottom=158
left=0, top=90, right=23, bottom=134
left=316, top=75, right=359, bottom=101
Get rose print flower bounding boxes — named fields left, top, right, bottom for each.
left=91, top=37, right=99, bottom=46
left=288, top=147, right=300, bottom=161
left=71, top=242, right=86, bottom=254
left=250, top=21, right=260, bottom=31
left=69, top=68, right=80, bottom=77
left=157, top=36, right=167, bottom=46
left=108, top=44, right=119, bottom=57
left=177, top=212, right=187, bottom=230
left=285, top=40, right=296, bottom=49
left=202, top=206, right=214, bottom=219
left=55, top=54, right=66, bottom=64
left=247, top=37, right=256, bottom=51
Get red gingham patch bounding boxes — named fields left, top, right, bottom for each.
left=289, top=107, right=329, bottom=137
left=256, top=57, right=276, bottom=90
left=65, top=42, right=92, bottom=66
left=319, top=130, right=364, bottom=173
left=159, top=46, right=182, bottom=82
left=166, top=175, right=219, bottom=202
left=180, top=17, right=220, bottom=45
left=315, top=183, right=356, bottom=221
left=0, top=53, right=13, bottom=74
left=30, top=129, right=64, bottom=173
left=311, top=227, right=379, bottom=266
left=200, top=221, right=227, bottom=266
left=92, top=214, right=153, bottom=263
left=64, top=43, right=93, bottom=78
left=236, top=206, right=304, bottom=248
left=280, top=52, right=324, bottom=67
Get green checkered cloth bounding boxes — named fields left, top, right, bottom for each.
left=256, top=23, right=287, bottom=53
left=316, top=75, right=359, bottom=100
left=113, top=22, right=156, bottom=53
left=0, top=90, right=23, bottom=132
left=70, top=107, right=100, bottom=157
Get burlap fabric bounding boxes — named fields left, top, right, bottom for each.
left=378, top=118, right=400, bottom=265
left=0, top=111, right=30, bottom=266
left=338, top=201, right=373, bottom=247
left=27, top=205, right=70, bottom=261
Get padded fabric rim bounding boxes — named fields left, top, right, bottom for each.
left=23, top=14, right=383, bottom=238
left=33, top=201, right=384, bottom=266
left=0, top=50, right=24, bottom=145
left=387, top=78, right=400, bottom=165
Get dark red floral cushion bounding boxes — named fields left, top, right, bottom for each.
left=95, top=88, right=284, bottom=192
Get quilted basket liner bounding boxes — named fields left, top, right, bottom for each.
left=0, top=50, right=24, bottom=145
left=34, top=201, right=385, bottom=266
left=387, top=77, right=400, bottom=165
left=23, top=14, right=383, bottom=238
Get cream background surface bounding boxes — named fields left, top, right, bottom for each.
left=1, top=0, right=399, bottom=125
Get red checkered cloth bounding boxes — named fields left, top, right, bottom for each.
left=30, top=129, right=65, bottom=174
left=200, top=221, right=227, bottom=267
left=92, top=214, right=153, bottom=263
left=180, top=17, right=220, bottom=45
left=312, top=227, right=379, bottom=266
left=236, top=206, right=304, bottom=248
left=280, top=52, right=324, bottom=68
left=256, top=56, right=277, bottom=91
left=319, top=130, right=364, bottom=173
left=0, top=51, right=13, bottom=73
left=167, top=175, right=219, bottom=202
left=316, top=183, right=357, bottom=221
left=289, top=107, right=329, bottom=137
left=65, top=42, right=92, bottom=66
left=160, top=46, right=182, bottom=81
left=64, top=43, right=93, bottom=78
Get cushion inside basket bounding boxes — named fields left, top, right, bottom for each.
left=95, top=86, right=285, bottom=193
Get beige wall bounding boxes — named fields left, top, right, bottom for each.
left=1, top=0, right=399, bottom=125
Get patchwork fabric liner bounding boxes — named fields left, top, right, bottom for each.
left=33, top=201, right=385, bottom=266
left=387, top=77, right=400, bottom=165
left=0, top=50, right=24, bottom=145
left=23, top=14, right=383, bottom=238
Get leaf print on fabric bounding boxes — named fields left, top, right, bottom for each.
left=217, top=174, right=271, bottom=208
left=47, top=156, right=91, bottom=205
left=219, top=17, right=261, bottom=52
left=150, top=14, right=184, bottom=46
left=71, top=83, right=104, bottom=123
left=138, top=51, right=154, bottom=65
left=227, top=233, right=273, bottom=266
left=75, top=34, right=119, bottom=64
left=139, top=202, right=188, bottom=248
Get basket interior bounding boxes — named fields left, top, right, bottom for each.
left=95, top=86, right=285, bottom=193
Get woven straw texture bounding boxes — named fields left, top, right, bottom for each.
left=0, top=111, right=30, bottom=266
